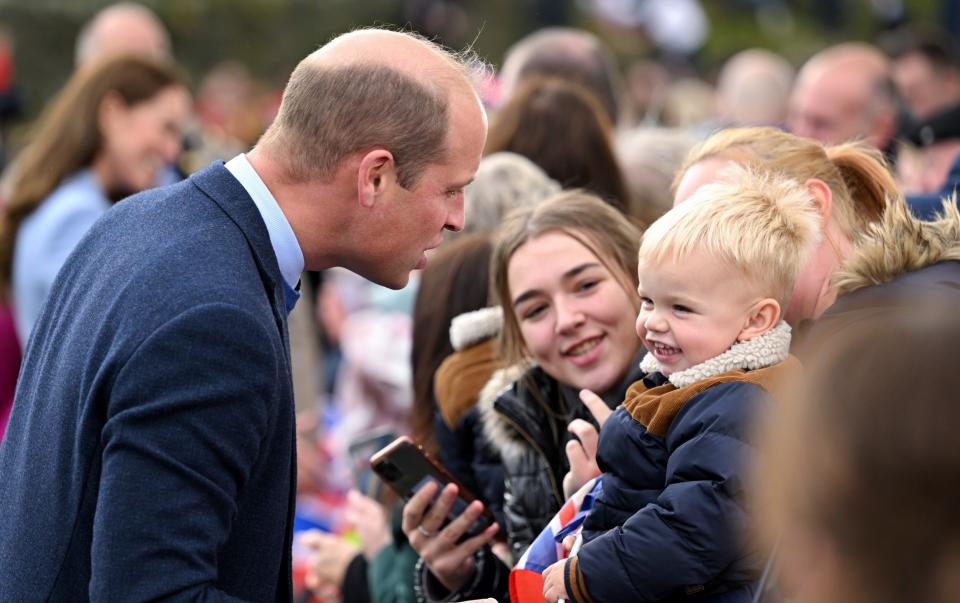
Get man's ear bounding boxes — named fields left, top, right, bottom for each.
left=357, top=149, right=395, bottom=208
left=738, top=298, right=781, bottom=342
left=804, top=178, right=833, bottom=222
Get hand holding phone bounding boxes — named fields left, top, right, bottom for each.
left=377, top=436, right=501, bottom=592
left=400, top=477, right=499, bottom=593
left=370, top=436, right=496, bottom=540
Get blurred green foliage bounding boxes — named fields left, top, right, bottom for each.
left=0, top=0, right=948, bottom=126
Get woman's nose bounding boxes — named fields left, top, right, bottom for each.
left=555, top=299, right=586, bottom=333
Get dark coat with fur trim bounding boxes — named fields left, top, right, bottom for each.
left=482, top=357, right=645, bottom=561
left=434, top=337, right=506, bottom=530
left=800, top=196, right=960, bottom=357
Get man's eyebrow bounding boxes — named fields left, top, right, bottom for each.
left=446, top=176, right=475, bottom=191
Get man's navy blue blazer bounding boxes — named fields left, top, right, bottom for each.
left=0, top=163, right=296, bottom=601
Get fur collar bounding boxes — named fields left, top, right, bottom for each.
left=449, top=306, right=503, bottom=351
left=640, top=321, right=792, bottom=388
left=835, top=195, right=960, bottom=296
left=478, top=362, right=531, bottom=462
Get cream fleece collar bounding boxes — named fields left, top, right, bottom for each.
left=449, top=306, right=503, bottom=351
left=639, top=321, right=792, bottom=388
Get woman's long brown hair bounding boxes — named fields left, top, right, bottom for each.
left=0, top=55, right=188, bottom=299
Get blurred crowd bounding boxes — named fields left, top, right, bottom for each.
left=1, top=2, right=960, bottom=603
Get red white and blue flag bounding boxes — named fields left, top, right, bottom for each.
left=509, top=477, right=602, bottom=603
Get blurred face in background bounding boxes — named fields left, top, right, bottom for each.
left=787, top=69, right=869, bottom=145
left=96, top=84, right=191, bottom=193
left=892, top=51, right=960, bottom=121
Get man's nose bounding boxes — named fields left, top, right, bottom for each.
left=444, top=195, right=465, bottom=232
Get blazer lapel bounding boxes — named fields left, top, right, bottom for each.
left=189, top=162, right=289, bottom=340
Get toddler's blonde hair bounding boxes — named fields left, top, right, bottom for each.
left=640, top=165, right=821, bottom=309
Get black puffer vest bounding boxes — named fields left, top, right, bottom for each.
left=481, top=354, right=645, bottom=561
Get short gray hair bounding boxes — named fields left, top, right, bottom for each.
left=259, top=63, right=449, bottom=189
left=458, top=152, right=561, bottom=236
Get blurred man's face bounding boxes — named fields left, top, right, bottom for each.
left=787, top=71, right=870, bottom=145
left=892, top=52, right=960, bottom=121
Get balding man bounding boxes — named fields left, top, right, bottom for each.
left=715, top=48, right=795, bottom=128
left=75, top=2, right=172, bottom=67
left=0, top=29, right=486, bottom=601
left=499, top=27, right=622, bottom=125
left=788, top=42, right=899, bottom=154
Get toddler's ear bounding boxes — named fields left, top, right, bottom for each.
left=738, top=298, right=780, bottom=341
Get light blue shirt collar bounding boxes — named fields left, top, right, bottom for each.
left=224, top=154, right=304, bottom=290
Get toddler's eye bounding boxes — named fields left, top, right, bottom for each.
left=673, top=304, right=692, bottom=314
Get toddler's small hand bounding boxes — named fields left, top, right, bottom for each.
left=579, top=389, right=612, bottom=427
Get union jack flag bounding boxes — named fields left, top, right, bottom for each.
left=509, top=478, right=602, bottom=603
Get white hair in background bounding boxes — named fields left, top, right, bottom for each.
left=716, top=48, right=796, bottom=127
left=457, top=152, right=561, bottom=237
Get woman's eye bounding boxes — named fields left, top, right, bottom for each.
left=577, top=279, right=599, bottom=292
left=522, top=305, right=547, bottom=320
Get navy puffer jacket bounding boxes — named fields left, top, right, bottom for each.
left=565, top=334, right=798, bottom=603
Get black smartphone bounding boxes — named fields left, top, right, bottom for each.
left=347, top=427, right=399, bottom=500
left=370, top=436, right=495, bottom=539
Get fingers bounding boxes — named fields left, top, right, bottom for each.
left=542, top=560, right=570, bottom=603
left=564, top=417, right=603, bottom=498
left=414, top=497, right=499, bottom=594
left=346, top=488, right=375, bottom=510
left=567, top=419, right=599, bottom=459
left=299, top=529, right=326, bottom=548
left=446, top=514, right=499, bottom=560
left=344, top=489, right=385, bottom=528
left=431, top=498, right=488, bottom=550
left=402, top=482, right=460, bottom=554
left=420, top=499, right=495, bottom=564
left=422, top=519, right=497, bottom=589
left=562, top=534, right=577, bottom=553
left=420, top=483, right=458, bottom=535
left=563, top=441, right=586, bottom=499
left=400, top=479, right=439, bottom=539
left=579, top=388, right=613, bottom=427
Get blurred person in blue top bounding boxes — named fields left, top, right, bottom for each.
left=0, top=54, right=191, bottom=348
left=542, top=167, right=819, bottom=603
